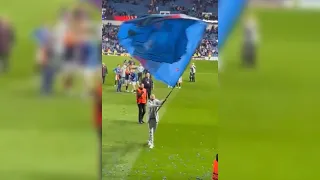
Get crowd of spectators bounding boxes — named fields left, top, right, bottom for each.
left=102, top=23, right=218, bottom=57
left=102, top=23, right=126, bottom=54
left=102, top=0, right=218, bottom=57
left=103, top=0, right=136, bottom=19
left=196, top=25, right=218, bottom=57
left=102, top=0, right=217, bottom=20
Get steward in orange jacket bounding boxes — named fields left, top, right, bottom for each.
left=136, top=83, right=147, bottom=124
left=213, top=154, right=218, bottom=180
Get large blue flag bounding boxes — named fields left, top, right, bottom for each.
left=118, top=14, right=207, bottom=86
left=218, top=0, right=247, bottom=49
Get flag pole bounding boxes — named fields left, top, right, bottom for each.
left=157, top=86, right=175, bottom=112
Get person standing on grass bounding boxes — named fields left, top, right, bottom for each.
left=113, top=64, right=121, bottom=87
left=0, top=17, right=15, bottom=73
left=136, top=83, right=147, bottom=124
left=177, top=76, right=182, bottom=89
left=102, top=63, right=107, bottom=84
left=147, top=94, right=163, bottom=149
left=116, top=73, right=122, bottom=92
left=213, top=154, right=218, bottom=180
left=189, top=63, right=196, bottom=82
left=120, top=63, right=127, bottom=90
left=168, top=76, right=182, bottom=88
left=124, top=66, right=130, bottom=92
left=137, top=63, right=144, bottom=82
left=38, top=33, right=56, bottom=95
left=242, top=14, right=258, bottom=68
left=141, top=73, right=153, bottom=100
left=129, top=69, right=137, bottom=93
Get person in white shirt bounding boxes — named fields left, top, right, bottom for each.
left=137, top=63, right=144, bottom=82
left=147, top=94, right=163, bottom=149
left=189, top=63, right=196, bottom=82
left=120, top=64, right=127, bottom=88
left=242, top=14, right=259, bottom=68
left=53, top=9, right=69, bottom=61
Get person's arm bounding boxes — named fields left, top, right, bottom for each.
left=136, top=89, right=143, bottom=98
left=148, top=99, right=163, bottom=107
left=155, top=99, right=164, bottom=106
left=105, top=66, right=108, bottom=75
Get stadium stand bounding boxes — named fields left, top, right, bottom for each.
left=102, top=0, right=217, bottom=20
left=102, top=0, right=218, bottom=59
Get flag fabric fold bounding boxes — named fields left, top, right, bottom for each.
left=118, top=14, right=207, bottom=86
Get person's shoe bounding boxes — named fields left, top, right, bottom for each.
left=147, top=140, right=152, bottom=146
left=141, top=121, right=145, bottom=124
left=179, top=87, right=181, bottom=89
left=149, top=144, right=154, bottom=149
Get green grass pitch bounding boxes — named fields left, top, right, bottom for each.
left=102, top=56, right=218, bottom=179
left=220, top=8, right=320, bottom=180
left=0, top=1, right=98, bottom=179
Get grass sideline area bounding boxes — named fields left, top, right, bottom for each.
left=0, top=1, right=98, bottom=179
left=220, top=8, right=320, bottom=180
left=102, top=56, right=218, bottom=179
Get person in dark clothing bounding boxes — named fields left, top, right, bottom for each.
left=40, top=34, right=56, bottom=95
left=141, top=73, right=153, bottom=100
left=136, top=83, right=147, bottom=124
left=242, top=16, right=258, bottom=68
left=143, top=68, right=149, bottom=76
left=0, top=18, right=15, bottom=73
left=102, top=63, right=107, bottom=84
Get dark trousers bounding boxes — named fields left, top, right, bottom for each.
left=138, top=72, right=142, bottom=82
left=146, top=88, right=152, bottom=100
left=190, top=73, right=195, bottom=82
left=242, top=43, right=256, bottom=68
left=41, top=66, right=55, bottom=95
left=0, top=53, right=9, bottom=73
left=102, top=76, right=106, bottom=84
left=137, top=103, right=146, bottom=123
left=116, top=78, right=122, bottom=92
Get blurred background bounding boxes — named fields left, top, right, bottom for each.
left=0, top=0, right=100, bottom=179
left=220, top=0, right=320, bottom=180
